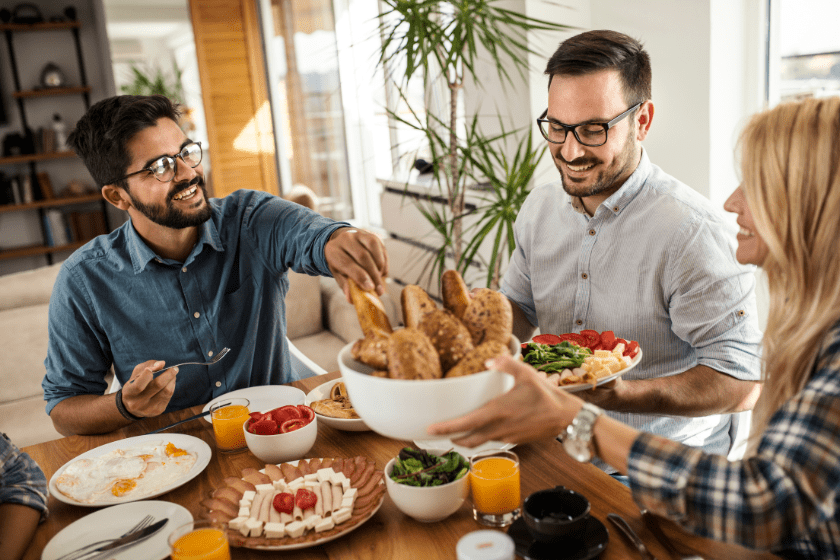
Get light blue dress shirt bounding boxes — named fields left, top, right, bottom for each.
left=501, top=150, right=762, bottom=463
left=42, top=189, right=349, bottom=415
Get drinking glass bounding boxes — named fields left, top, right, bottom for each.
left=210, top=398, right=250, bottom=453
left=469, top=449, right=521, bottom=527
left=168, top=519, right=230, bottom=560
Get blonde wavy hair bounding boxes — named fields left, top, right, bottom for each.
left=740, top=97, right=840, bottom=443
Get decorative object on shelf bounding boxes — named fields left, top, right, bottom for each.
left=52, top=114, right=68, bottom=151
left=61, top=179, right=93, bottom=197
left=0, top=8, right=11, bottom=23
left=36, top=171, right=54, bottom=199
left=11, top=3, right=43, bottom=24
left=64, top=6, right=77, bottom=21
left=39, top=63, right=67, bottom=89
left=1, top=130, right=35, bottom=156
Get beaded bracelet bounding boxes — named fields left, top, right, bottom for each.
left=115, top=388, right=143, bottom=421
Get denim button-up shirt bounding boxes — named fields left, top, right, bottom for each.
left=501, top=150, right=762, bottom=462
left=43, top=189, right=348, bottom=414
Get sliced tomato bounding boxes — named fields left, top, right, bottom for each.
left=580, top=329, right=601, bottom=349
left=625, top=340, right=639, bottom=357
left=295, top=488, right=318, bottom=510
left=297, top=405, right=315, bottom=423
left=249, top=418, right=278, bottom=435
left=271, top=405, right=302, bottom=425
left=281, top=418, right=306, bottom=433
left=532, top=334, right=563, bottom=345
left=273, top=492, right=294, bottom=514
left=557, top=333, right=587, bottom=347
left=599, top=330, right=616, bottom=350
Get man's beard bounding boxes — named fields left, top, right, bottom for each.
left=556, top=126, right=638, bottom=199
left=129, top=175, right=212, bottom=229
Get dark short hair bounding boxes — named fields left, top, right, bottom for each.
left=545, top=30, right=652, bottom=106
left=66, top=95, right=182, bottom=189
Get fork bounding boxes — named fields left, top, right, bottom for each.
left=56, top=515, right=154, bottom=560
left=152, top=347, right=230, bottom=378
left=641, top=510, right=705, bottom=560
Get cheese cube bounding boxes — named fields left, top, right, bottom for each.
left=341, top=478, right=350, bottom=491
left=263, top=522, right=285, bottom=539
left=239, top=497, right=252, bottom=508
left=343, top=487, right=358, bottom=500
left=304, top=514, right=322, bottom=530
left=317, top=468, right=334, bottom=483
left=238, top=506, right=251, bottom=517
left=304, top=473, right=319, bottom=482
left=330, top=470, right=347, bottom=486
left=340, top=496, right=354, bottom=509
left=613, top=342, right=626, bottom=355
left=314, top=516, right=335, bottom=533
left=333, top=507, right=352, bottom=524
left=285, top=520, right=305, bottom=538
left=594, top=349, right=612, bottom=358
left=243, top=518, right=263, bottom=537
left=242, top=490, right=256, bottom=502
left=228, top=516, right=248, bottom=531
left=255, top=483, right=274, bottom=494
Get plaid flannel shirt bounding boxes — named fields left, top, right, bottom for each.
left=0, top=432, right=48, bottom=521
left=628, top=320, right=840, bottom=559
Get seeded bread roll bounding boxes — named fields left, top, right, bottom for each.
left=441, top=269, right=471, bottom=320
left=445, top=340, right=510, bottom=378
left=461, top=289, right=513, bottom=346
left=401, top=285, right=438, bottom=329
left=418, top=308, right=474, bottom=372
left=386, top=328, right=442, bottom=380
left=351, top=330, right=390, bottom=370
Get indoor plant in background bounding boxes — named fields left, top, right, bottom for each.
left=377, top=0, right=570, bottom=288
left=119, top=61, right=195, bottom=134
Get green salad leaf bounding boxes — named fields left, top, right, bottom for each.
left=522, top=341, right=591, bottom=372
left=390, top=447, right=469, bottom=487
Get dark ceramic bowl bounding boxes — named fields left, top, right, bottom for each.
left=523, top=486, right=591, bottom=543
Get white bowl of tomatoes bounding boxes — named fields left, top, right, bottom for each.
left=243, top=404, right=317, bottom=463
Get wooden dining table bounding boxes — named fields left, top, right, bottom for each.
left=22, top=370, right=782, bottom=560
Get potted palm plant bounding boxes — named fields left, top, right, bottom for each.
left=377, top=1, right=571, bottom=288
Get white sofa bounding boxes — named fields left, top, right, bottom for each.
left=0, top=264, right=401, bottom=448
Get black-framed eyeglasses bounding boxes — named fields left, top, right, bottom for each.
left=108, top=141, right=202, bottom=185
left=536, top=103, right=642, bottom=147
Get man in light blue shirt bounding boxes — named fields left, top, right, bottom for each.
left=42, top=95, right=388, bottom=436
left=501, top=30, right=761, bottom=465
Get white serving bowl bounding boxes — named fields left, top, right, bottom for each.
left=243, top=414, right=317, bottom=464
left=384, top=450, right=470, bottom=523
left=338, top=336, right=519, bottom=441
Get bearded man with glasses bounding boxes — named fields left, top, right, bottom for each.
left=41, top=95, right=389, bottom=436
left=497, top=30, right=762, bottom=474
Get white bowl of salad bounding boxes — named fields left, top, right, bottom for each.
left=385, top=447, right=470, bottom=523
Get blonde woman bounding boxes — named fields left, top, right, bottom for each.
left=429, top=96, right=840, bottom=559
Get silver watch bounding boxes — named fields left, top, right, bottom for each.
left=563, top=403, right=603, bottom=462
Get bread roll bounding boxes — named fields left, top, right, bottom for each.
left=418, top=308, right=474, bottom=372
left=386, top=328, right=442, bottom=380
left=348, top=278, right=392, bottom=337
left=351, top=331, right=390, bottom=370
left=401, top=285, right=438, bottom=329
left=461, top=289, right=513, bottom=346
left=441, top=269, right=471, bottom=320
left=445, top=340, right=510, bottom=378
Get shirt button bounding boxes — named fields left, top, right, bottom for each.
left=575, top=319, right=582, bottom=325
left=215, top=381, right=221, bottom=388
left=589, top=229, right=596, bottom=236
left=194, top=312, right=200, bottom=319
left=581, top=273, right=588, bottom=280
left=208, top=351, right=214, bottom=357
left=613, top=206, right=619, bottom=212
left=738, top=310, right=745, bottom=316
left=182, top=267, right=187, bottom=273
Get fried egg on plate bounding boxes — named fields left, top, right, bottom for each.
left=55, top=441, right=197, bottom=504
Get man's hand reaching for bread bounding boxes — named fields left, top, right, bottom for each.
left=325, top=227, right=389, bottom=302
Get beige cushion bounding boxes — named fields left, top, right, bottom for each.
left=291, top=330, right=348, bottom=373
left=0, top=263, right=61, bottom=311
left=0, top=398, right=62, bottom=448
left=285, top=271, right=323, bottom=340
left=0, top=305, right=49, bottom=402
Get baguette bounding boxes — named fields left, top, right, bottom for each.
left=348, top=278, right=392, bottom=337
left=441, top=269, right=471, bottom=320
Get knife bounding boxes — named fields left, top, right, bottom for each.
left=607, top=513, right=658, bottom=560
left=74, top=517, right=169, bottom=560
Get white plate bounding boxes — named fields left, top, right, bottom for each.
left=228, top=458, right=385, bottom=551
left=49, top=434, right=211, bottom=507
left=412, top=438, right=516, bottom=459
left=559, top=348, right=643, bottom=393
left=304, top=377, right=370, bottom=431
left=41, top=501, right=193, bottom=560
left=202, top=385, right=306, bottom=423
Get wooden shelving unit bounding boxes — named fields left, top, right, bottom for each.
left=0, top=151, right=77, bottom=165
left=13, top=86, right=92, bottom=99
left=0, top=241, right=86, bottom=262
left=0, top=193, right=101, bottom=214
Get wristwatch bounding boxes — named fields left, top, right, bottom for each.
left=563, top=403, right=603, bottom=462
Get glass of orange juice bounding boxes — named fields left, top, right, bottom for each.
left=210, top=398, right=250, bottom=453
left=469, top=449, right=521, bottom=527
left=168, top=519, right=230, bottom=560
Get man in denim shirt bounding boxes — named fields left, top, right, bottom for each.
left=42, top=95, right=388, bottom=436
left=502, top=30, right=762, bottom=467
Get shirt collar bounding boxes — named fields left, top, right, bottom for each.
left=569, top=148, right=652, bottom=216
left=127, top=214, right=225, bottom=274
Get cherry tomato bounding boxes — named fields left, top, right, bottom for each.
left=297, top=405, right=315, bottom=423
left=273, top=492, right=294, bottom=514
left=271, top=405, right=302, bottom=425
